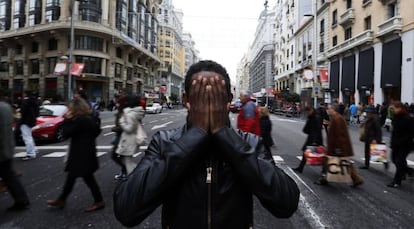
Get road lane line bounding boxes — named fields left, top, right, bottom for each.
left=272, top=155, right=284, bottom=163
left=101, top=125, right=114, bottom=129
left=133, top=152, right=143, bottom=157
left=104, top=132, right=115, bottom=136
left=298, top=194, right=327, bottom=229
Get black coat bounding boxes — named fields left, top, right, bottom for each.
left=391, top=112, right=414, bottom=152
left=19, top=96, right=39, bottom=127
left=62, top=115, right=101, bottom=176
left=364, top=114, right=382, bottom=144
left=302, top=112, right=323, bottom=150
left=113, top=126, right=300, bottom=228
left=259, top=115, right=274, bottom=148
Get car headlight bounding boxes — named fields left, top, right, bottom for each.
left=32, top=123, right=54, bottom=130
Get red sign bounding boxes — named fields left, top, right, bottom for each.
left=319, top=69, right=328, bottom=83
left=71, top=63, right=85, bottom=76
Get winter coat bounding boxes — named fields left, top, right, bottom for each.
left=364, top=114, right=382, bottom=144
left=113, top=126, right=300, bottom=228
left=302, top=112, right=323, bottom=150
left=116, top=106, right=145, bottom=156
left=327, top=111, right=354, bottom=157
left=259, top=115, right=274, bottom=148
left=19, top=96, right=39, bottom=127
left=391, top=111, right=414, bottom=152
left=237, top=100, right=261, bottom=136
left=62, top=115, right=101, bottom=176
left=0, top=102, right=15, bottom=162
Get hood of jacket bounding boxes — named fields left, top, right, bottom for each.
left=123, top=106, right=145, bottom=121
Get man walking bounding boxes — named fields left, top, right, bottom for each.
left=0, top=98, right=30, bottom=210
left=237, top=90, right=261, bottom=136
left=19, top=91, right=39, bottom=160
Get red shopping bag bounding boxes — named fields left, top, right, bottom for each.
left=370, top=143, right=387, bottom=163
left=304, top=145, right=326, bottom=165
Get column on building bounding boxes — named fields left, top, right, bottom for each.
left=401, top=31, right=414, bottom=103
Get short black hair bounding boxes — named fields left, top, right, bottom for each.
left=184, top=60, right=231, bottom=96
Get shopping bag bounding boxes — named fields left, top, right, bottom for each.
left=370, top=143, right=387, bottom=163
left=304, top=145, right=326, bottom=165
left=326, top=156, right=353, bottom=183
left=136, top=122, right=147, bottom=145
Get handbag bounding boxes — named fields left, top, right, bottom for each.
left=325, top=156, right=353, bottom=183
left=135, top=122, right=147, bottom=145
left=304, top=145, right=326, bottom=165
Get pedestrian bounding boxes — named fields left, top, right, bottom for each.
left=47, top=98, right=105, bottom=212
left=114, top=94, right=146, bottom=176
left=317, top=102, right=330, bottom=136
left=19, top=90, right=39, bottom=160
left=113, top=60, right=300, bottom=228
left=349, top=103, right=358, bottom=125
left=357, top=102, right=363, bottom=124
left=315, top=103, right=364, bottom=187
left=237, top=90, right=261, bottom=136
left=111, top=95, right=128, bottom=180
left=293, top=106, right=323, bottom=173
left=360, top=106, right=382, bottom=170
left=74, top=90, right=101, bottom=126
left=259, top=106, right=274, bottom=153
left=387, top=101, right=414, bottom=188
left=0, top=99, right=30, bottom=210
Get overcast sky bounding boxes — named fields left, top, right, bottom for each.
left=172, top=0, right=268, bottom=82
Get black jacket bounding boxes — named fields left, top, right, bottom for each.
left=259, top=115, right=274, bottom=148
left=391, top=112, right=414, bottom=152
left=302, top=112, right=323, bottom=150
left=113, top=126, right=300, bottom=228
left=19, top=96, right=39, bottom=127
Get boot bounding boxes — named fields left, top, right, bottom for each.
left=350, top=166, right=364, bottom=187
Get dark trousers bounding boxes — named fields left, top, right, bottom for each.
left=0, top=159, right=29, bottom=205
left=391, top=150, right=410, bottom=184
left=59, top=172, right=103, bottom=203
left=364, top=142, right=370, bottom=167
left=112, top=149, right=127, bottom=175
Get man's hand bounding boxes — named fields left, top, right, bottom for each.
left=208, top=75, right=229, bottom=134
left=187, top=74, right=209, bottom=132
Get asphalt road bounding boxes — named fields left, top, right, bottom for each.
left=1, top=109, right=413, bottom=228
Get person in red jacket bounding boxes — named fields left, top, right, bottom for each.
left=237, top=90, right=261, bottom=136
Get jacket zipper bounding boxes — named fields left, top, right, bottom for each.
left=206, top=164, right=212, bottom=229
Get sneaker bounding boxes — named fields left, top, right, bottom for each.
left=21, top=155, right=36, bottom=161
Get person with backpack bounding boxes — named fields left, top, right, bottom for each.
left=19, top=91, right=39, bottom=160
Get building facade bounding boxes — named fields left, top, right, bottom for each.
left=0, top=0, right=163, bottom=103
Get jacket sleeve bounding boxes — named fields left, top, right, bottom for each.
left=113, top=127, right=209, bottom=227
left=213, top=127, right=300, bottom=218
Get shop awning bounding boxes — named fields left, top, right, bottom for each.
left=329, top=61, right=340, bottom=92
left=341, top=55, right=356, bottom=91
left=381, top=38, right=402, bottom=88
left=357, top=48, right=374, bottom=90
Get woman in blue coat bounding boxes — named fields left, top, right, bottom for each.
left=47, top=98, right=104, bottom=212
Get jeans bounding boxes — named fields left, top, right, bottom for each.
left=20, top=124, right=37, bottom=157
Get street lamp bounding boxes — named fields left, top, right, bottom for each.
left=305, top=0, right=318, bottom=108
left=67, top=0, right=76, bottom=100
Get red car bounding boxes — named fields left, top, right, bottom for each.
left=31, top=104, right=68, bottom=142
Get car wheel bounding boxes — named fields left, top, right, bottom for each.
left=55, top=126, right=65, bottom=142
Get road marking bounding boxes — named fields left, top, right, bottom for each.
left=272, top=155, right=284, bottom=163
left=104, top=132, right=115, bottom=136
left=151, top=121, right=173, bottom=130
left=15, top=145, right=114, bottom=150
left=149, top=120, right=158, bottom=123
left=133, top=152, right=143, bottom=157
left=101, top=125, right=114, bottom=129
left=15, top=151, right=107, bottom=158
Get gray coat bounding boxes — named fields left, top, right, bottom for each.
left=116, top=106, right=145, bottom=156
left=0, top=102, right=15, bottom=162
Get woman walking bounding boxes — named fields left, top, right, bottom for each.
left=259, top=106, right=274, bottom=153
left=111, top=95, right=128, bottom=180
left=47, top=98, right=104, bottom=212
left=293, top=106, right=323, bottom=173
left=360, top=106, right=382, bottom=169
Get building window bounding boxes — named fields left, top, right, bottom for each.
left=116, top=0, right=127, bottom=33
left=75, top=56, right=102, bottom=74
left=15, top=44, right=23, bottom=55
left=116, top=47, right=122, bottom=58
left=75, top=35, right=103, bottom=51
left=0, top=0, right=12, bottom=31
left=332, top=35, right=337, bottom=46
left=48, top=38, right=58, bottom=50
left=79, top=0, right=101, bottom=23
left=31, top=42, right=38, bottom=53
left=115, top=63, right=122, bottom=78
left=15, top=60, right=23, bottom=75
left=126, top=67, right=132, bottom=80
left=320, top=19, right=325, bottom=34
left=387, top=3, right=396, bottom=18
left=127, top=0, right=137, bottom=39
left=29, top=0, right=42, bottom=26
left=30, top=59, right=39, bottom=74
left=319, top=42, right=324, bottom=52
left=46, top=57, right=57, bottom=74
left=0, top=61, right=8, bottom=72
left=364, top=16, right=371, bottom=30
left=345, top=27, right=352, bottom=40
left=13, top=0, right=26, bottom=28
left=346, top=0, right=352, bottom=9
left=45, top=0, right=60, bottom=22
left=1, top=46, right=7, bottom=56
left=332, top=9, right=337, bottom=26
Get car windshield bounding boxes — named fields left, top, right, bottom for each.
left=39, top=105, right=67, bottom=116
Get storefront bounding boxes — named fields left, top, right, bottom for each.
left=381, top=38, right=402, bottom=103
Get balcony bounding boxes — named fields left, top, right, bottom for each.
left=377, top=16, right=402, bottom=39
left=339, top=8, right=355, bottom=27
left=327, top=30, right=374, bottom=58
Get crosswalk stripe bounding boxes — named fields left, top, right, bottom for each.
left=273, top=156, right=284, bottom=162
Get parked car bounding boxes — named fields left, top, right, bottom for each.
left=229, top=100, right=242, bottom=113
left=146, top=103, right=163, bottom=114
left=31, top=104, right=68, bottom=142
